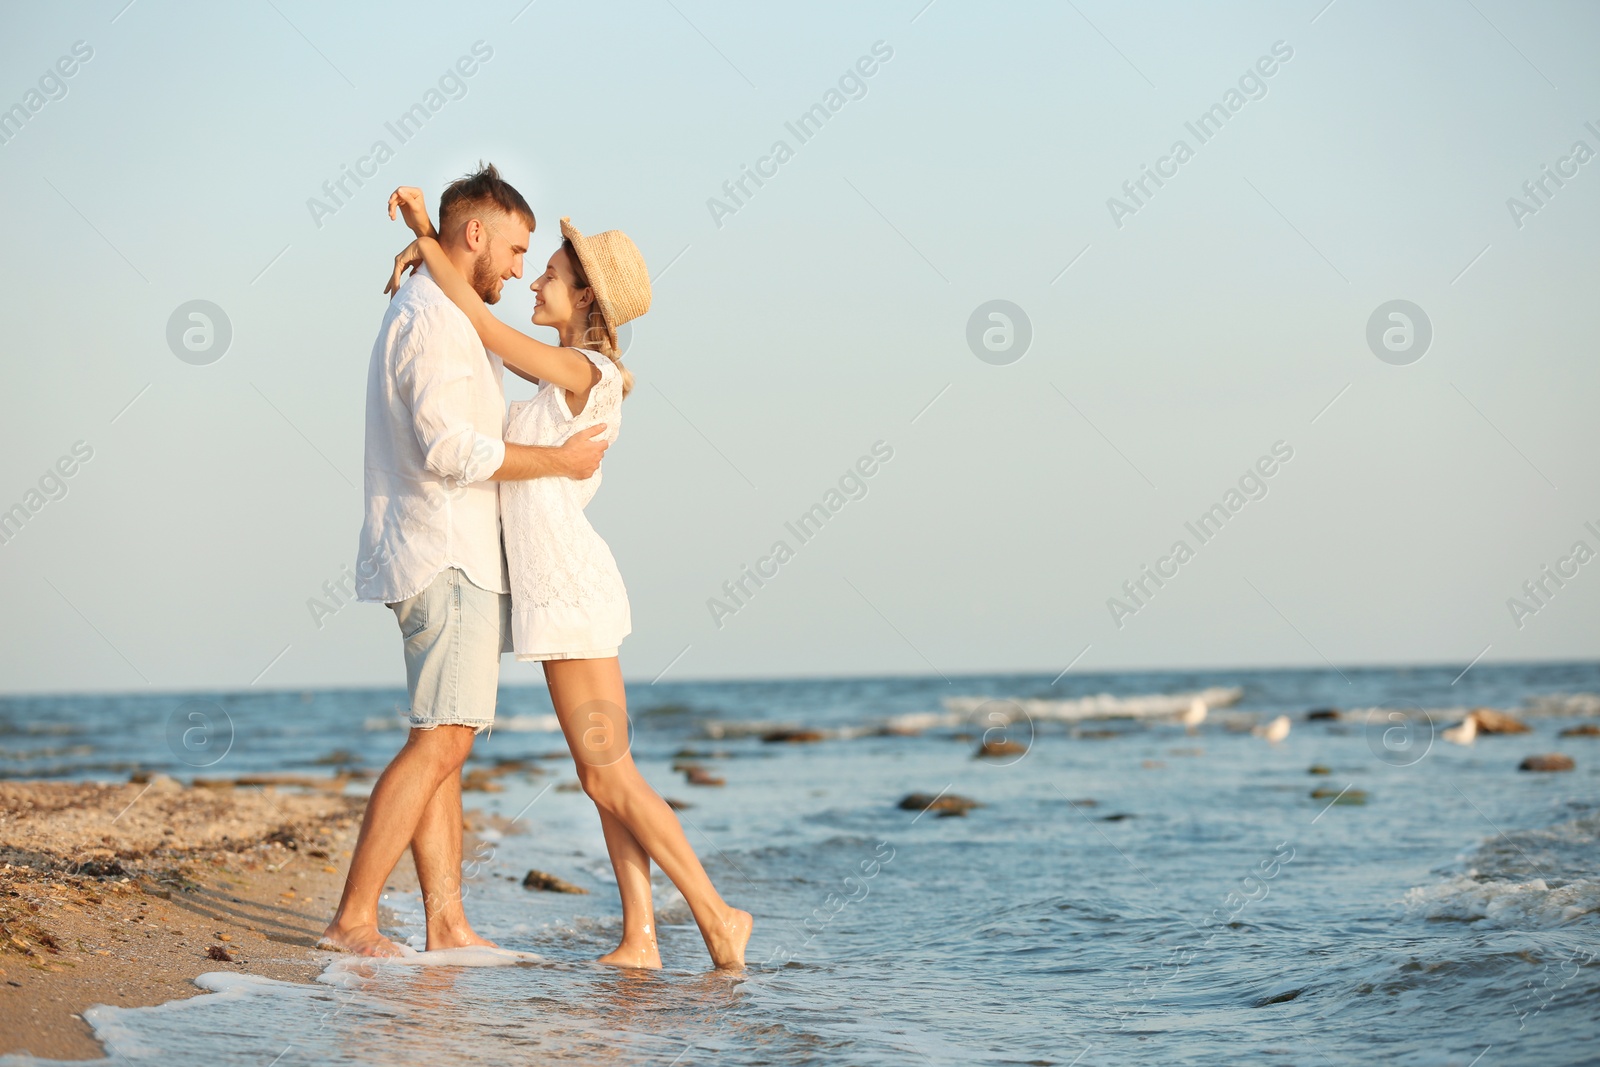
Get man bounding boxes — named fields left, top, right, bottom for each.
left=320, top=164, right=606, bottom=957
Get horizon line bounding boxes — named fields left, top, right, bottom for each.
left=3, top=655, right=1597, bottom=702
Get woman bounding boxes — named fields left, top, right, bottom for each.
left=384, top=186, right=751, bottom=970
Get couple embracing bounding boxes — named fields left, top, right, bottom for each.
left=319, top=164, right=750, bottom=969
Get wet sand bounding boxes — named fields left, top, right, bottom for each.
left=0, top=775, right=429, bottom=1061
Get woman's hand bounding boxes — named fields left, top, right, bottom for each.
left=387, top=186, right=435, bottom=238
left=384, top=240, right=423, bottom=296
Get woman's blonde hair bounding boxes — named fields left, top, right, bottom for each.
left=563, top=237, right=633, bottom=397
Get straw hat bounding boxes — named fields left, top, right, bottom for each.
left=559, top=217, right=651, bottom=353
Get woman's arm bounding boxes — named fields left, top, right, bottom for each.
left=412, top=236, right=596, bottom=395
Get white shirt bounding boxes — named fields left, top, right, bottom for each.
left=355, top=267, right=508, bottom=604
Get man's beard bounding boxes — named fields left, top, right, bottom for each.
left=470, top=251, right=501, bottom=303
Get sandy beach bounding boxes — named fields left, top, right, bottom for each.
left=0, top=775, right=407, bottom=1061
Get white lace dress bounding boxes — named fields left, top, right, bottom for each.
left=500, top=348, right=630, bottom=661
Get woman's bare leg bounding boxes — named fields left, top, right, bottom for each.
left=594, top=809, right=661, bottom=968
left=543, top=657, right=752, bottom=968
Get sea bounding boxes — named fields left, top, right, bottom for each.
left=2, top=661, right=1598, bottom=1066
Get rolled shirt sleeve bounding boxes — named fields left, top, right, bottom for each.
left=394, top=305, right=507, bottom=484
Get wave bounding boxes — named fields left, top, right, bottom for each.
left=939, top=685, right=1244, bottom=724
left=1403, top=875, right=1600, bottom=928
left=698, top=686, right=1245, bottom=740
left=1523, top=692, right=1600, bottom=717
left=1403, top=810, right=1600, bottom=929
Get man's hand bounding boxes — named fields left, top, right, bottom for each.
left=388, top=186, right=435, bottom=238
left=385, top=240, right=423, bottom=296
left=490, top=426, right=611, bottom=481
left=557, top=424, right=610, bottom=479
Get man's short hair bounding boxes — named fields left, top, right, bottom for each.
left=438, top=162, right=535, bottom=237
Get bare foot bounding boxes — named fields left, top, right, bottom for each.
left=598, top=939, right=662, bottom=969
left=319, top=921, right=406, bottom=958
left=426, top=923, right=498, bottom=951
left=704, top=908, right=752, bottom=969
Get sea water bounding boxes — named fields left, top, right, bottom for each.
left=2, top=663, right=1598, bottom=1065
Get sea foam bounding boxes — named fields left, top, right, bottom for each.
left=1403, top=809, right=1600, bottom=929
left=1403, top=875, right=1600, bottom=928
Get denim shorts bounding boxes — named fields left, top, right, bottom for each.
left=390, top=567, right=511, bottom=735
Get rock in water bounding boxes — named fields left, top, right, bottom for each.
left=974, top=738, right=1027, bottom=759
left=761, top=728, right=827, bottom=743
left=461, top=768, right=505, bottom=793
left=1306, top=708, right=1341, bottom=721
left=1471, top=709, right=1531, bottom=734
left=1518, top=753, right=1575, bottom=772
left=897, top=792, right=980, bottom=816
left=522, top=869, right=589, bottom=894
left=1559, top=723, right=1600, bottom=737
left=683, top=766, right=726, bottom=787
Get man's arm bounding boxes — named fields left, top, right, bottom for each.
left=395, top=306, right=507, bottom=485
left=490, top=425, right=609, bottom=481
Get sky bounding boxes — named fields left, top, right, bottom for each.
left=1, top=0, right=1597, bottom=695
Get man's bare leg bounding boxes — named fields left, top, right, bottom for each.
left=595, top=809, right=660, bottom=968
left=413, top=766, right=497, bottom=950
left=320, top=725, right=477, bottom=956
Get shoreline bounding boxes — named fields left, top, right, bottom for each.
left=0, top=776, right=428, bottom=1061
